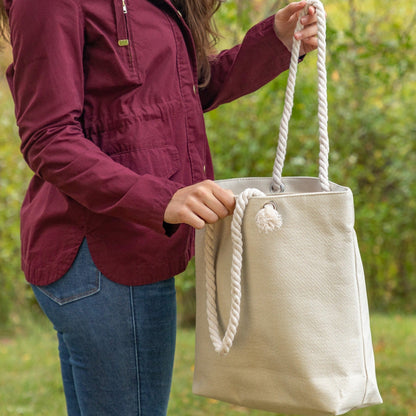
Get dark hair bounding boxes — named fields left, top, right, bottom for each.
left=0, top=1, right=221, bottom=85
left=172, top=0, right=222, bottom=86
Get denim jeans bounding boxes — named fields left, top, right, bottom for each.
left=31, top=239, right=177, bottom=416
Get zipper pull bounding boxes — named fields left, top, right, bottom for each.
left=118, top=0, right=129, bottom=47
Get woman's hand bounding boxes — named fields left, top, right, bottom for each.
left=164, top=180, right=235, bottom=229
left=274, top=1, right=320, bottom=55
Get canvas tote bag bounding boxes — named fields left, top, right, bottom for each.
left=193, top=1, right=382, bottom=414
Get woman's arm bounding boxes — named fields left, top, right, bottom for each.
left=8, top=0, right=183, bottom=235
left=199, top=1, right=319, bottom=112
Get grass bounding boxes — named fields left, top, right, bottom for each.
left=0, top=313, right=415, bottom=415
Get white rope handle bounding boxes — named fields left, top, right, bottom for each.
left=272, top=0, right=330, bottom=192
left=204, top=1, right=329, bottom=355
left=205, top=188, right=266, bottom=355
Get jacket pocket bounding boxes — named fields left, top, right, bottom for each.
left=113, top=0, right=142, bottom=83
left=111, top=145, right=181, bottom=179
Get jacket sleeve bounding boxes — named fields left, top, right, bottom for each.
left=7, top=0, right=183, bottom=235
left=199, top=16, right=292, bottom=112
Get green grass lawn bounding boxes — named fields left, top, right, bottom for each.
left=0, top=313, right=415, bottom=415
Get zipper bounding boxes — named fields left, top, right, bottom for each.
left=113, top=0, right=142, bottom=83
left=117, top=0, right=130, bottom=47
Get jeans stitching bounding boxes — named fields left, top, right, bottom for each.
left=37, top=270, right=101, bottom=306
left=129, top=286, right=141, bottom=415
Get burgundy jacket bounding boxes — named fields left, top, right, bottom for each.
left=5, top=0, right=292, bottom=286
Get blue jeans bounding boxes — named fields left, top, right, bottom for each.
left=31, top=239, right=177, bottom=416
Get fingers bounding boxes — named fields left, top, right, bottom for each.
left=294, top=22, right=317, bottom=41
left=187, top=186, right=230, bottom=224
left=295, top=6, right=318, bottom=42
left=188, top=181, right=235, bottom=228
left=164, top=180, right=236, bottom=230
left=274, top=1, right=323, bottom=55
left=300, top=7, right=317, bottom=26
left=211, top=185, right=236, bottom=216
left=278, top=1, right=307, bottom=20
left=299, top=35, right=318, bottom=49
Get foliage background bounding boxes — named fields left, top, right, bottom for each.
left=0, top=0, right=415, bottom=328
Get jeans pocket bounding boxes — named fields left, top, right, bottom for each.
left=34, top=240, right=101, bottom=306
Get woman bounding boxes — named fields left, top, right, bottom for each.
left=1, top=0, right=320, bottom=414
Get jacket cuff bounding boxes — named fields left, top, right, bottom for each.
left=120, top=176, right=185, bottom=236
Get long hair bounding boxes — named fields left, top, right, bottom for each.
left=172, top=0, right=222, bottom=87
left=0, top=0, right=221, bottom=85
left=0, top=2, right=9, bottom=44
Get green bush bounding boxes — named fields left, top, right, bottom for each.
left=325, top=5, right=416, bottom=311
left=0, top=80, right=32, bottom=325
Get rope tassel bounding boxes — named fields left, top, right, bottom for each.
left=255, top=202, right=283, bottom=233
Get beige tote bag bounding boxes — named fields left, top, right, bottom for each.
left=193, top=1, right=382, bottom=414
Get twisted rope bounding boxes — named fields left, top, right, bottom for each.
left=205, top=188, right=266, bottom=355
left=204, top=0, right=330, bottom=355
left=272, top=0, right=330, bottom=192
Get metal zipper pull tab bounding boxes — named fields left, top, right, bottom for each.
left=118, top=0, right=129, bottom=47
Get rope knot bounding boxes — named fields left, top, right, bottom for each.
left=255, top=202, right=283, bottom=233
